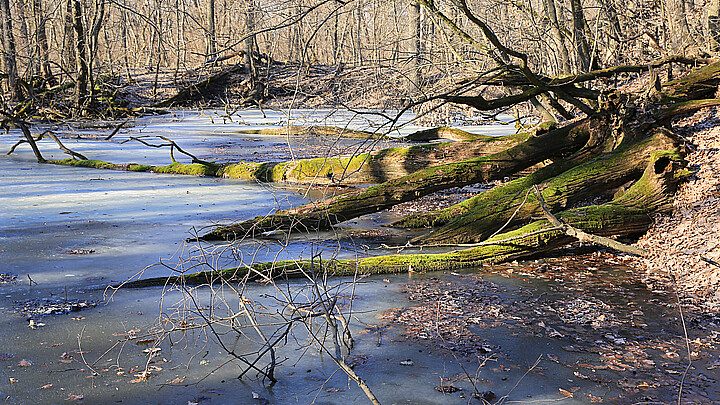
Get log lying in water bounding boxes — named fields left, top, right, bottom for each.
left=127, top=150, right=687, bottom=287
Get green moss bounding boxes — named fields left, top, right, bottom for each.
left=50, top=158, right=117, bottom=169
left=127, top=164, right=153, bottom=172
left=152, top=162, right=219, bottom=176
left=217, top=162, right=260, bottom=179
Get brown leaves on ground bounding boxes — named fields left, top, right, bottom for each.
left=634, top=106, right=720, bottom=310
left=65, top=394, right=84, bottom=401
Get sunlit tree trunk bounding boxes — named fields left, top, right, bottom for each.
left=62, top=0, right=75, bottom=74
left=32, top=0, right=55, bottom=86
left=70, top=0, right=88, bottom=112
left=542, top=0, right=571, bottom=74
left=664, top=0, right=694, bottom=53
left=244, top=0, right=258, bottom=81
left=207, top=0, right=216, bottom=57
left=0, top=0, right=20, bottom=100
left=87, top=0, right=105, bottom=97
left=710, top=0, right=720, bottom=52
left=570, top=0, right=591, bottom=72
left=15, top=0, right=32, bottom=78
left=407, top=1, right=422, bottom=96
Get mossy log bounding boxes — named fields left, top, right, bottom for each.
left=128, top=151, right=686, bottom=287
left=198, top=122, right=590, bottom=240
left=398, top=129, right=681, bottom=244
left=48, top=126, right=529, bottom=185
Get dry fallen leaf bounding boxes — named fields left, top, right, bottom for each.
left=168, top=377, right=185, bottom=384
left=559, top=388, right=574, bottom=398
left=65, top=394, right=84, bottom=401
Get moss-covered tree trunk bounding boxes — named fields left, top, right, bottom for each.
left=199, top=121, right=590, bottom=240
left=129, top=149, right=688, bottom=287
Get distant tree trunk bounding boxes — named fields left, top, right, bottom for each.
left=120, top=1, right=132, bottom=81
left=407, top=1, right=422, bottom=96
left=207, top=0, right=217, bottom=57
left=70, top=0, right=88, bottom=112
left=570, top=0, right=591, bottom=72
left=32, top=0, right=55, bottom=86
left=14, top=0, right=32, bottom=78
left=0, top=0, right=20, bottom=100
left=87, top=0, right=105, bottom=97
left=542, top=0, right=571, bottom=74
left=665, top=0, right=694, bottom=53
left=353, top=2, right=363, bottom=65
left=710, top=0, right=720, bottom=52
left=244, top=0, right=258, bottom=81
left=332, top=12, right=339, bottom=64
left=62, top=0, right=75, bottom=74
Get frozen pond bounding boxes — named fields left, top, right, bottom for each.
left=0, top=110, right=717, bottom=404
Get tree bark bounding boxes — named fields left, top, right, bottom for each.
left=0, top=0, right=20, bottom=100
left=406, top=129, right=681, bottom=245
left=207, top=0, right=217, bottom=57
left=70, top=0, right=88, bottom=113
left=708, top=0, right=720, bottom=53
left=570, top=0, right=591, bottom=72
left=407, top=1, right=422, bottom=96
left=31, top=0, right=55, bottom=86
left=542, top=0, right=571, bottom=74
left=665, top=0, right=695, bottom=54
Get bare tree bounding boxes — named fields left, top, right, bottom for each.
left=31, top=0, right=56, bottom=86
left=0, top=0, right=20, bottom=100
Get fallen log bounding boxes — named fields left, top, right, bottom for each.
left=49, top=125, right=531, bottom=185
left=401, top=129, right=681, bottom=244
left=198, top=121, right=590, bottom=240
left=127, top=151, right=686, bottom=287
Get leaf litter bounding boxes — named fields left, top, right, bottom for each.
left=382, top=253, right=720, bottom=403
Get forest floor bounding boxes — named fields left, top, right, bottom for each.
left=634, top=106, right=720, bottom=312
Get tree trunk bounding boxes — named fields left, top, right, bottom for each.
left=199, top=123, right=590, bottom=240
left=62, top=0, right=75, bottom=74
left=407, top=1, right=422, bottom=96
left=405, top=129, right=681, bottom=244
left=543, top=0, right=571, bottom=74
left=708, top=0, right=720, bottom=53
left=87, top=0, right=105, bottom=97
left=32, top=0, right=55, bottom=86
left=130, top=150, right=688, bottom=287
left=207, top=0, right=217, bottom=57
left=14, top=0, right=31, bottom=77
left=665, top=0, right=695, bottom=54
left=50, top=126, right=531, bottom=185
left=570, top=0, right=591, bottom=72
left=0, top=0, right=20, bottom=100
left=70, top=0, right=88, bottom=113
left=244, top=0, right=258, bottom=82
